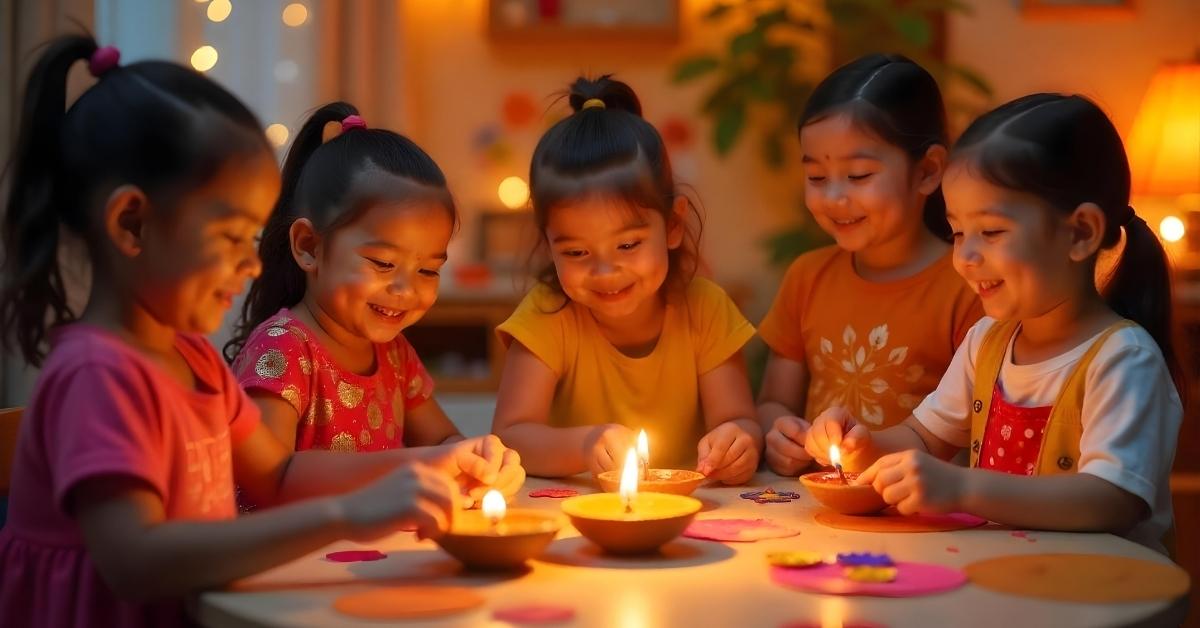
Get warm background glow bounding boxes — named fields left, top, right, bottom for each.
left=282, top=3, right=308, bottom=27
left=190, top=45, right=219, bottom=72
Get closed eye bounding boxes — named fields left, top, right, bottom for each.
left=365, top=257, right=394, bottom=270
left=560, top=249, right=587, bottom=258
left=618, top=240, right=641, bottom=251
left=419, top=268, right=441, bottom=277
left=848, top=173, right=874, bottom=181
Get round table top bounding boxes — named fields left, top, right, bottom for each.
left=194, top=471, right=1186, bottom=627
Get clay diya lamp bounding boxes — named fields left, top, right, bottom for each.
left=798, top=445, right=887, bottom=515
left=595, top=429, right=705, bottom=496
left=436, top=490, right=562, bottom=570
left=564, top=448, right=701, bottom=555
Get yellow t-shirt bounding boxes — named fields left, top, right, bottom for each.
left=758, top=246, right=983, bottom=429
left=497, top=277, right=756, bottom=468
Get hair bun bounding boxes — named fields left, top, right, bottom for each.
left=567, top=75, right=642, bottom=117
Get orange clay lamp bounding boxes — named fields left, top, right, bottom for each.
left=596, top=429, right=706, bottom=496
left=800, top=444, right=887, bottom=515
left=435, top=489, right=562, bottom=570
left=563, top=448, right=702, bottom=554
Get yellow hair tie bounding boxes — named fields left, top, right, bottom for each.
left=582, top=98, right=606, bottom=110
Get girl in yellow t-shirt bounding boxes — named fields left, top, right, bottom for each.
left=758, top=54, right=983, bottom=476
left=492, top=75, right=761, bottom=485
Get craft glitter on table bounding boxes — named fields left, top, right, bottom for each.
left=195, top=471, right=1188, bottom=627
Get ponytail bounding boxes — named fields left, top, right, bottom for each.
left=1, top=36, right=97, bottom=365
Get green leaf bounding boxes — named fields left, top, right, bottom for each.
left=714, top=106, right=746, bottom=155
left=730, top=29, right=765, bottom=57
left=672, top=56, right=721, bottom=83
left=894, top=14, right=932, bottom=47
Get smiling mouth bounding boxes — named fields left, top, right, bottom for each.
left=369, top=304, right=406, bottom=319
left=976, top=279, right=1004, bottom=295
left=831, top=217, right=865, bottom=226
left=592, top=285, right=633, bottom=300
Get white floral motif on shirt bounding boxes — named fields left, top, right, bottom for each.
left=1001, top=424, right=1012, bottom=441
left=808, top=324, right=917, bottom=426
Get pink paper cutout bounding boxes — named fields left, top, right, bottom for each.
left=325, top=550, right=386, bottom=563
left=529, top=488, right=580, bottom=499
left=684, top=518, right=800, bottom=542
left=770, top=562, right=967, bottom=597
left=945, top=546, right=960, bottom=553
left=492, top=604, right=575, bottom=624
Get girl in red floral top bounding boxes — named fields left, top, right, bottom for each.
left=228, top=101, right=524, bottom=503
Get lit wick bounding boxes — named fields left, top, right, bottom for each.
left=829, top=445, right=848, bottom=485
left=637, top=429, right=649, bottom=481
left=620, top=448, right=639, bottom=514
left=482, top=489, right=506, bottom=534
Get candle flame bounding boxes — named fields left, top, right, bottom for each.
left=829, top=444, right=842, bottom=467
left=482, top=489, right=506, bottom=523
left=620, top=448, right=639, bottom=509
left=637, top=429, right=649, bottom=464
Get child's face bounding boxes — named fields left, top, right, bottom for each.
left=140, top=151, right=280, bottom=334
left=800, top=114, right=932, bottom=252
left=310, top=202, right=452, bottom=344
left=943, top=163, right=1078, bottom=321
left=545, top=196, right=682, bottom=321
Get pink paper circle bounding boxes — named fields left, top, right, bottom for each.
left=684, top=518, right=800, bottom=542
left=771, top=562, right=966, bottom=597
left=325, top=550, right=386, bottom=563
left=492, top=604, right=576, bottom=624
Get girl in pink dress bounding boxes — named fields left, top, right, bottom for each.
left=227, top=101, right=524, bottom=503
left=0, top=37, right=517, bottom=628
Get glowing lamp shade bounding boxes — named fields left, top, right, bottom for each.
left=497, top=176, right=530, bottom=209
left=1126, top=61, right=1200, bottom=197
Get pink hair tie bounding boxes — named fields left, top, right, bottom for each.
left=341, top=115, right=367, bottom=133
left=88, top=45, right=121, bottom=77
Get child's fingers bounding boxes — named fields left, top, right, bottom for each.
left=713, top=446, right=756, bottom=483
left=841, top=424, right=871, bottom=455
left=853, top=456, right=888, bottom=486
left=820, top=419, right=847, bottom=449
left=879, top=477, right=912, bottom=507
left=775, top=416, right=809, bottom=442
left=495, top=462, right=526, bottom=497
left=697, top=429, right=735, bottom=476
left=767, top=428, right=809, bottom=462
left=411, top=498, right=450, bottom=541
left=475, top=435, right=503, bottom=485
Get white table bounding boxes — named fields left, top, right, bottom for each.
left=194, top=472, right=1187, bottom=627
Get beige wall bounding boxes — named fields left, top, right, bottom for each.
left=398, top=0, right=1200, bottom=321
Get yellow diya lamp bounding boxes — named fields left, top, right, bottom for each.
left=595, top=430, right=705, bottom=496
left=435, top=490, right=562, bottom=570
left=564, top=448, right=702, bottom=555
left=799, top=445, right=887, bottom=515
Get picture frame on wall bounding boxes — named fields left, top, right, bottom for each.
left=1021, top=0, right=1136, bottom=19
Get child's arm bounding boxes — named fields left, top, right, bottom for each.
left=756, top=351, right=814, bottom=475
left=696, top=351, right=764, bottom=485
left=72, top=464, right=456, bottom=600
left=403, top=398, right=464, bottom=446
left=492, top=341, right=633, bottom=477
left=857, top=449, right=1148, bottom=533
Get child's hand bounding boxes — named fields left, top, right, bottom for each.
left=804, top=406, right=871, bottom=465
left=582, top=424, right=636, bottom=476
left=765, top=415, right=814, bottom=476
left=338, top=463, right=458, bottom=541
left=856, top=450, right=965, bottom=515
left=696, top=422, right=759, bottom=485
left=425, top=435, right=524, bottom=506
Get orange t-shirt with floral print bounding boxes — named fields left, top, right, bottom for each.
left=758, top=246, right=983, bottom=429
left=233, top=308, right=434, bottom=452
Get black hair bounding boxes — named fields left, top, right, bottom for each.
left=952, top=93, right=1180, bottom=384
left=0, top=34, right=270, bottom=365
left=528, top=75, right=700, bottom=299
left=798, top=53, right=951, bottom=240
left=225, top=101, right=457, bottom=360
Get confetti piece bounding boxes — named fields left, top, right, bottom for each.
left=529, top=488, right=580, bottom=499
left=493, top=604, right=576, bottom=624
left=844, top=566, right=899, bottom=583
left=1010, top=530, right=1029, bottom=538
left=767, top=551, right=826, bottom=568
left=837, top=552, right=894, bottom=567
left=945, top=546, right=960, bottom=553
left=325, top=550, right=386, bottom=563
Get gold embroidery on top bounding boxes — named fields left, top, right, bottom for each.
left=330, top=431, right=356, bottom=452
left=302, top=399, right=316, bottom=425
left=407, top=375, right=424, bottom=399
left=255, top=349, right=287, bottom=379
left=391, top=388, right=404, bottom=426
left=367, top=401, right=383, bottom=429
left=385, top=423, right=397, bottom=440
left=316, top=398, right=334, bottom=426
left=298, top=356, right=312, bottom=375
left=359, top=429, right=372, bottom=446
left=266, top=326, right=287, bottom=337
left=337, top=380, right=365, bottom=408
left=387, top=347, right=401, bottom=370
left=280, top=385, right=302, bottom=415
